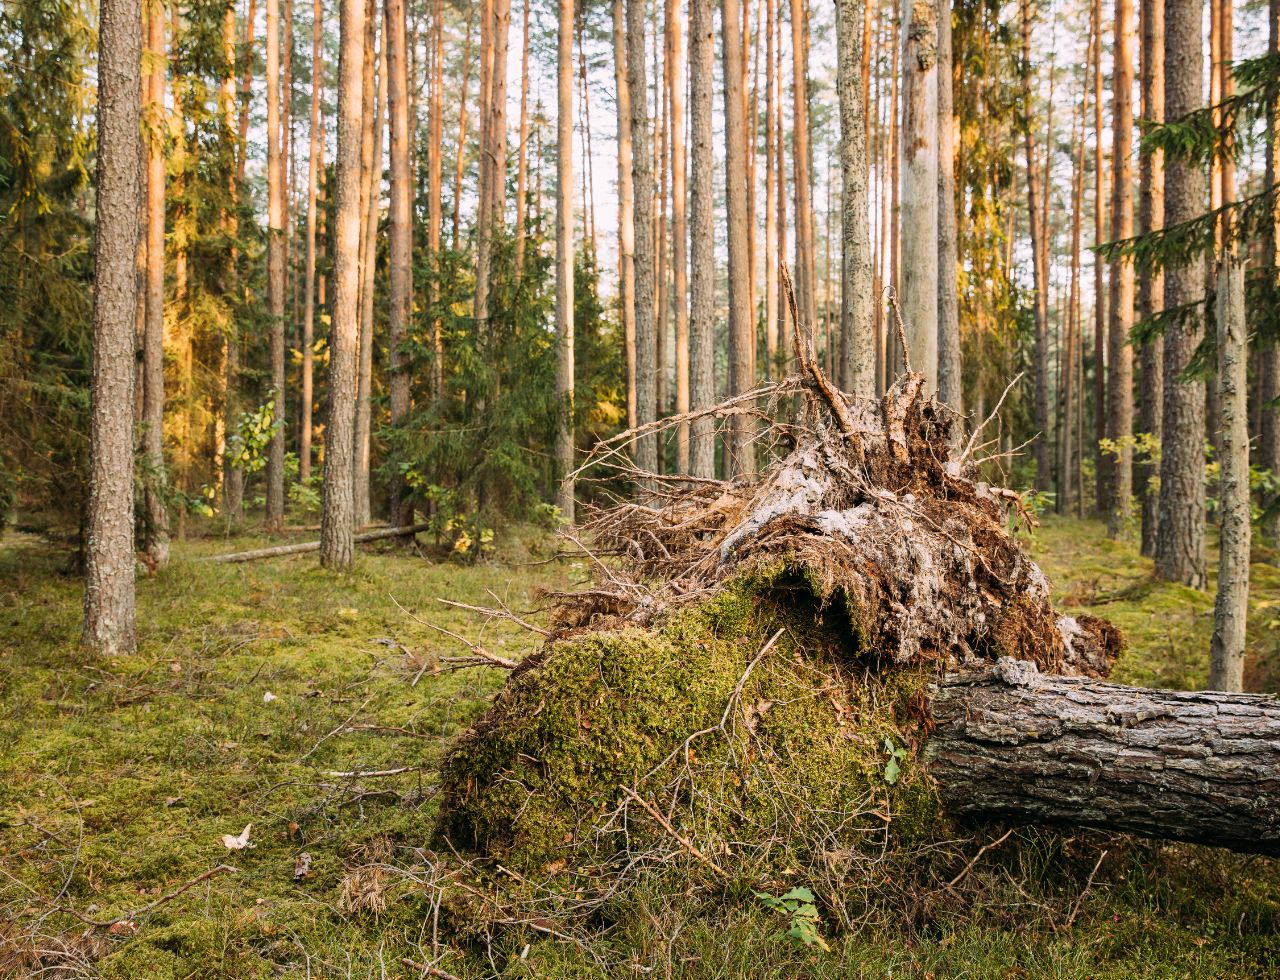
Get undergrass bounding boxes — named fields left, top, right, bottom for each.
left=1, top=517, right=1278, bottom=978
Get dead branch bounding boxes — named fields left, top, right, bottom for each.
left=204, top=523, right=431, bottom=563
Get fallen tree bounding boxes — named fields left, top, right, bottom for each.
left=430, top=314, right=1279, bottom=927
left=203, top=522, right=430, bottom=563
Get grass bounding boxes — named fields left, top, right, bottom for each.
left=0, top=516, right=1278, bottom=977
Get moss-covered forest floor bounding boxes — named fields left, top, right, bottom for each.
left=2, top=518, right=1279, bottom=978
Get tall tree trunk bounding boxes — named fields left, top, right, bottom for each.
left=1092, top=0, right=1107, bottom=515
left=429, top=0, right=444, bottom=401
left=775, top=1, right=789, bottom=374
left=452, top=2, right=475, bottom=249
left=301, top=0, right=324, bottom=486
left=217, top=0, right=238, bottom=508
left=1060, top=60, right=1089, bottom=517
left=555, top=0, right=576, bottom=522
left=670, top=0, right=690, bottom=473
left=1018, top=0, right=1048, bottom=488
left=1137, top=0, right=1164, bottom=556
left=354, top=0, right=381, bottom=528
left=764, top=0, right=778, bottom=381
left=655, top=31, right=670, bottom=427
left=1106, top=0, right=1136, bottom=537
left=837, top=0, right=873, bottom=397
left=142, top=0, right=170, bottom=566
left=628, top=0, right=658, bottom=478
left=790, top=0, right=817, bottom=343
left=613, top=0, right=638, bottom=435
left=1264, top=0, right=1280, bottom=547
left=514, top=0, right=531, bottom=274
left=83, top=0, right=141, bottom=655
left=386, top=0, right=412, bottom=528
left=473, top=0, right=511, bottom=350
left=723, top=0, right=756, bottom=476
left=1156, top=0, right=1207, bottom=588
left=266, top=0, right=288, bottom=533
left=935, top=0, right=960, bottom=413
left=320, top=0, right=367, bottom=570
left=901, top=0, right=939, bottom=391
left=689, top=0, right=716, bottom=479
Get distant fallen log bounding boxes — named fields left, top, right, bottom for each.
left=931, top=659, right=1280, bottom=856
left=204, top=522, right=430, bottom=563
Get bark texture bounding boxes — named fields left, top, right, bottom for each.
left=670, top=3, right=690, bottom=473
left=627, top=0, right=657, bottom=479
left=1137, top=0, right=1164, bottom=557
left=1156, top=0, right=1207, bottom=588
left=83, top=0, right=141, bottom=656
left=837, top=0, right=874, bottom=398
left=385, top=0, right=412, bottom=528
left=935, top=0, right=961, bottom=414
left=266, top=0, right=287, bottom=532
left=1019, top=0, right=1049, bottom=489
left=930, top=659, right=1280, bottom=855
left=300, top=0, right=323, bottom=486
left=554, top=0, right=575, bottom=523
left=688, top=0, right=716, bottom=479
left=613, top=0, right=637, bottom=436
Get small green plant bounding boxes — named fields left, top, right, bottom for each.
left=227, top=397, right=282, bottom=476
left=754, top=886, right=831, bottom=951
left=882, top=735, right=908, bottom=785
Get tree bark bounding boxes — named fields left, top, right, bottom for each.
left=935, top=0, right=960, bottom=415
left=837, top=0, right=874, bottom=398
left=790, top=0, right=817, bottom=347
left=208, top=522, right=432, bottom=563
left=688, top=0, right=716, bottom=480
left=1106, top=0, right=1136, bottom=538
left=266, top=0, right=288, bottom=533
left=1137, top=0, right=1164, bottom=557
left=429, top=0, right=444, bottom=402
left=1156, top=0, right=1207, bottom=589
left=900, top=0, right=939, bottom=393
left=451, top=3, right=475, bottom=250
left=354, top=2, right=382, bottom=528
left=1018, top=0, right=1048, bottom=489
left=554, top=0, right=575, bottom=523
left=723, top=0, right=756, bottom=476
left=613, top=0, right=637, bottom=437
left=1263, top=0, right=1280, bottom=548
left=514, top=0, right=531, bottom=274
left=142, top=0, right=170, bottom=567
left=669, top=0, right=690, bottom=473
left=385, top=0, right=412, bottom=529
left=628, top=0, right=658, bottom=480
left=1092, top=0, right=1107, bottom=517
left=930, top=660, right=1280, bottom=855
left=301, top=0, right=324, bottom=487
left=83, top=0, right=141, bottom=656
left=321, top=0, right=367, bottom=571
left=763, top=0, right=778, bottom=383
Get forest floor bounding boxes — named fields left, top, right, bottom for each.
left=1, top=517, right=1279, bottom=978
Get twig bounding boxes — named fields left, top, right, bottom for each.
left=391, top=595, right=519, bottom=669
left=885, top=287, right=913, bottom=377
left=401, top=957, right=463, bottom=980
left=297, top=696, right=373, bottom=762
left=322, top=767, right=418, bottom=778
left=59, top=864, right=237, bottom=928
left=436, top=596, right=550, bottom=637
left=946, top=827, right=1015, bottom=890
left=960, top=372, right=1024, bottom=464
left=1065, top=849, right=1108, bottom=927
left=618, top=784, right=727, bottom=878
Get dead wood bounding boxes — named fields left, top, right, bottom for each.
left=204, top=522, right=431, bottom=563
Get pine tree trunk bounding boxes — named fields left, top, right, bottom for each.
left=473, top=0, right=511, bottom=354
left=837, top=0, right=874, bottom=397
left=935, top=0, right=961, bottom=414
left=451, top=3, right=474, bottom=249
left=688, top=0, right=716, bottom=480
left=628, top=0, right=658, bottom=479
left=266, top=0, right=288, bottom=533
left=429, top=0, right=444, bottom=402
left=555, top=0, right=576, bottom=523
left=1106, top=0, right=1136, bottom=537
left=354, top=4, right=382, bottom=528
left=514, top=0, right=531, bottom=274
left=301, top=0, right=324, bottom=487
left=790, top=0, right=817, bottom=344
left=385, top=0, right=412, bottom=528
left=670, top=0, right=690, bottom=474
left=613, top=0, right=638, bottom=436
left=1262, top=0, right=1280, bottom=549
left=1138, top=0, right=1165, bottom=557
left=1019, top=0, right=1049, bottom=489
left=1091, top=0, right=1107, bottom=517
left=142, top=1, right=170, bottom=566
left=1156, top=0, right=1207, bottom=588
left=930, top=661, right=1280, bottom=855
left=83, top=0, right=141, bottom=655
left=320, top=0, right=367, bottom=571
left=776, top=4, right=789, bottom=376
left=900, top=0, right=939, bottom=392
left=1060, top=69, right=1088, bottom=517
left=764, top=0, right=778, bottom=382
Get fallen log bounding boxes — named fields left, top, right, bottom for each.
left=204, top=522, right=430, bottom=563
left=931, top=658, right=1280, bottom=856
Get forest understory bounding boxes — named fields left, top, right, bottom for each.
left=2, top=518, right=1279, bottom=979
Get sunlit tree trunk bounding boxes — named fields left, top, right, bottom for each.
left=901, top=0, right=938, bottom=391
left=1263, top=0, right=1280, bottom=546
left=1092, top=0, right=1107, bottom=515
left=775, top=1, right=789, bottom=374
left=613, top=0, right=637, bottom=435
left=301, top=0, right=324, bottom=486
left=142, top=0, right=170, bottom=564
left=1060, top=52, right=1090, bottom=517
left=935, top=0, right=961, bottom=413
left=1106, top=0, right=1136, bottom=537
left=452, top=3, right=475, bottom=248
left=83, top=0, right=141, bottom=654
left=628, top=0, right=658, bottom=478
left=790, top=0, right=816, bottom=341
left=473, top=0, right=511, bottom=349
left=1137, top=0, right=1164, bottom=556
left=386, top=0, right=412, bottom=527
left=670, top=0, right=690, bottom=472
left=1156, top=0, right=1207, bottom=588
left=429, top=0, right=444, bottom=400
left=837, top=0, right=873, bottom=396
left=266, top=0, right=288, bottom=532
left=555, top=0, right=576, bottom=521
left=320, top=0, right=367, bottom=570
left=723, top=0, right=756, bottom=475
left=514, top=0, right=531, bottom=274
left=1018, top=0, right=1048, bottom=487
left=354, top=0, right=380, bottom=527
left=655, top=28, right=670, bottom=426
left=763, top=0, right=778, bottom=380
left=689, top=0, right=716, bottom=479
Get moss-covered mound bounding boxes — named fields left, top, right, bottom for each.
left=436, top=566, right=939, bottom=877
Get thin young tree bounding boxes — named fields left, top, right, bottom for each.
left=837, top=0, right=873, bottom=396
left=790, top=0, right=817, bottom=340
left=428, top=0, right=444, bottom=401
left=386, top=0, right=411, bottom=527
left=1091, top=0, right=1106, bottom=514
left=688, top=0, right=716, bottom=479
left=670, top=0, right=690, bottom=472
left=1018, top=0, right=1048, bottom=486
left=1106, top=0, right=1136, bottom=536
left=555, top=0, right=575, bottom=521
left=1156, top=0, right=1207, bottom=587
left=1264, top=0, right=1280, bottom=546
left=83, top=0, right=142, bottom=655
left=901, top=0, right=939, bottom=390
left=764, top=0, right=778, bottom=379
left=142, top=0, right=170, bottom=566
left=514, top=0, right=531, bottom=273
left=936, top=0, right=961, bottom=412
left=266, top=0, right=287, bottom=532
left=354, top=1, right=380, bottom=527
left=1137, top=0, right=1164, bottom=555
left=613, top=0, right=637, bottom=432
left=301, top=0, right=324, bottom=485
left=627, top=0, right=658, bottom=477
left=451, top=3, right=474, bottom=248
left=320, top=0, right=367, bottom=570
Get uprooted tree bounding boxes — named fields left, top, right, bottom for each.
left=428, top=321, right=1280, bottom=934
